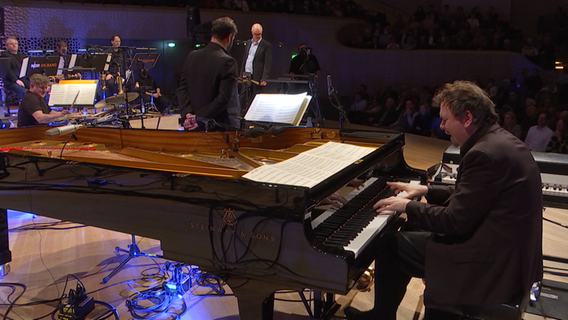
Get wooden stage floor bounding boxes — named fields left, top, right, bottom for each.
left=0, top=133, right=566, bottom=319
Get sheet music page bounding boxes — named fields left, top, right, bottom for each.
left=20, top=57, right=29, bottom=78
left=244, top=93, right=311, bottom=125
left=243, top=141, right=376, bottom=188
left=48, top=83, right=98, bottom=106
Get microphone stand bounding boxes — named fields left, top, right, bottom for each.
left=329, top=87, right=347, bottom=129
left=59, top=133, right=78, bottom=159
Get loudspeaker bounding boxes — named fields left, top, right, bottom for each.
left=186, top=6, right=201, bottom=37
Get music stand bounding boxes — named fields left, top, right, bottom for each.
left=68, top=53, right=110, bottom=82
left=20, top=56, right=64, bottom=78
left=130, top=52, right=159, bottom=70
left=130, top=52, right=160, bottom=129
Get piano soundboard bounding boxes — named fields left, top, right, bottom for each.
left=433, top=145, right=568, bottom=208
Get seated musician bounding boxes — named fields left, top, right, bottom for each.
left=345, top=81, right=543, bottom=320
left=104, top=35, right=129, bottom=96
left=134, top=68, right=168, bottom=113
left=17, top=74, right=69, bottom=127
left=1, top=37, right=29, bottom=100
left=50, top=40, right=80, bottom=80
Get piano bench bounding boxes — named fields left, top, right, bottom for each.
left=423, top=287, right=532, bottom=320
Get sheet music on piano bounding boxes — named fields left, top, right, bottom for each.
left=243, top=141, right=375, bottom=188
left=244, top=92, right=312, bottom=126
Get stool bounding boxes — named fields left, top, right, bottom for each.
left=424, top=285, right=535, bottom=320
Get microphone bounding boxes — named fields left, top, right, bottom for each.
left=267, top=126, right=287, bottom=136
left=45, top=124, right=85, bottom=137
left=243, top=127, right=265, bottom=138
left=327, top=74, right=333, bottom=97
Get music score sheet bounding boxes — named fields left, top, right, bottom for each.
left=243, top=142, right=375, bottom=188
left=48, top=83, right=98, bottom=106
left=244, top=93, right=311, bottom=126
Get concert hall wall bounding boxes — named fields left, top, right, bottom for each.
left=1, top=1, right=538, bottom=102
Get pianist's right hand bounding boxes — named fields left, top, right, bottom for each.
left=385, top=181, right=428, bottom=199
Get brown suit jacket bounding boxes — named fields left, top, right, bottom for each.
left=407, top=124, right=543, bottom=305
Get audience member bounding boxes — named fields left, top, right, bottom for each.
left=411, top=104, right=433, bottom=136
left=525, top=112, right=554, bottom=151
left=546, top=116, right=568, bottom=153
left=502, top=111, right=522, bottom=139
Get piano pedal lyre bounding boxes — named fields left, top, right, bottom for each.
left=355, top=267, right=374, bottom=292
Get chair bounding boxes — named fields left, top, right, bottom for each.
left=423, top=283, right=538, bottom=320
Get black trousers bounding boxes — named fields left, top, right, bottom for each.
left=375, top=231, right=461, bottom=320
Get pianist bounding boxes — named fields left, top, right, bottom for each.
left=17, top=74, right=69, bottom=127
left=345, top=80, right=543, bottom=320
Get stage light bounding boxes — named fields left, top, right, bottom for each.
left=291, top=53, right=298, bottom=59
left=167, top=42, right=176, bottom=48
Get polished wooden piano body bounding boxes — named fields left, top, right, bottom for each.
left=0, top=126, right=426, bottom=319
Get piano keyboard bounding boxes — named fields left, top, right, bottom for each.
left=541, top=173, right=568, bottom=199
left=434, top=146, right=568, bottom=208
left=435, top=164, right=568, bottom=207
left=311, top=178, right=419, bottom=258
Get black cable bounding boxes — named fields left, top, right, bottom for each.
left=0, top=283, right=26, bottom=320
left=543, top=216, right=568, bottom=229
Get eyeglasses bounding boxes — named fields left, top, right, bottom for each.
left=6, top=42, right=17, bottom=45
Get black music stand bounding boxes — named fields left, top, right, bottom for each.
left=130, top=52, right=160, bottom=128
left=21, top=56, right=63, bottom=77
left=130, top=52, right=159, bottom=71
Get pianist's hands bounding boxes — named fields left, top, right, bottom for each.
left=320, top=191, right=348, bottom=209
left=373, top=181, right=428, bottom=214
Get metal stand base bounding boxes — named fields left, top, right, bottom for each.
left=101, top=234, right=162, bottom=284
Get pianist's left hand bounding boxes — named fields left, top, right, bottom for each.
left=320, top=191, right=348, bottom=209
left=373, top=196, right=411, bottom=214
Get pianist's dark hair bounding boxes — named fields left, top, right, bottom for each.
left=432, top=80, right=498, bottom=126
left=211, top=17, right=238, bottom=40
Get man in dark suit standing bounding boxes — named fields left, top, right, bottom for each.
left=241, top=23, right=272, bottom=100
left=345, top=80, right=543, bottom=320
left=177, top=16, right=240, bottom=131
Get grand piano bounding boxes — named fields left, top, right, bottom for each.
left=0, top=125, right=426, bottom=319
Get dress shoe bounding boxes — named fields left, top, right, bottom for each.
left=344, top=306, right=377, bottom=320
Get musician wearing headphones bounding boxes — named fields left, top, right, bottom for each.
left=17, top=74, right=69, bottom=127
left=289, top=43, right=320, bottom=78
left=135, top=68, right=168, bottom=113
left=288, top=43, right=320, bottom=93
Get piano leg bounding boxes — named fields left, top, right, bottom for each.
left=0, top=209, right=11, bottom=278
left=227, top=277, right=299, bottom=320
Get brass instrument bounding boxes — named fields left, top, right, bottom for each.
left=116, top=71, right=124, bottom=94
left=100, top=72, right=106, bottom=91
